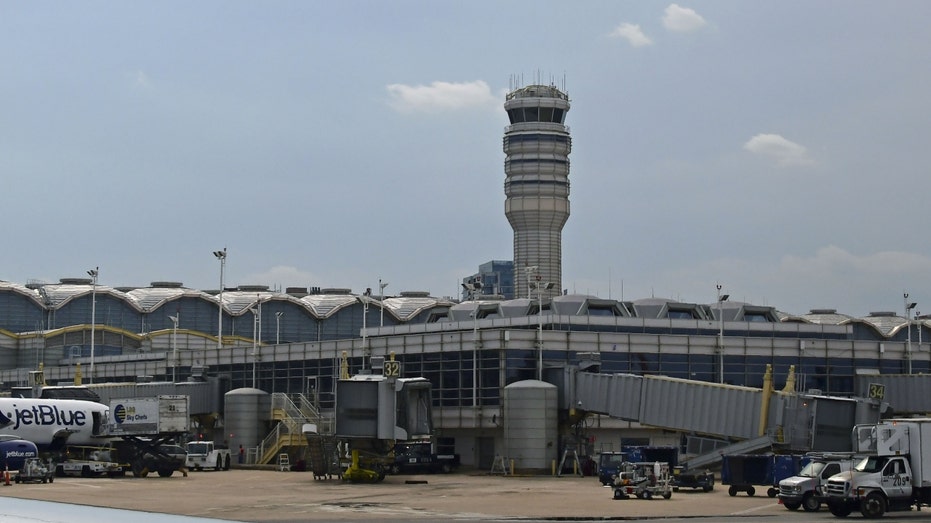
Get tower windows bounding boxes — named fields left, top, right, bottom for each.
left=506, top=107, right=567, bottom=124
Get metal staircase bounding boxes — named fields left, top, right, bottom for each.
left=257, top=393, right=332, bottom=466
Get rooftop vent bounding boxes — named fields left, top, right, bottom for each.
left=60, top=277, right=93, bottom=285
left=151, top=281, right=183, bottom=288
left=809, top=309, right=837, bottom=315
left=321, top=288, right=351, bottom=295
left=400, top=291, right=430, bottom=298
left=238, top=285, right=270, bottom=292
left=286, top=287, right=308, bottom=296
left=868, top=311, right=897, bottom=317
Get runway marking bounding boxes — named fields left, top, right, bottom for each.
left=731, top=501, right=781, bottom=515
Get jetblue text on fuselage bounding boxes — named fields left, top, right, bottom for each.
left=1, top=403, right=87, bottom=430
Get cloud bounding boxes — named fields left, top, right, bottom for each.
left=134, top=70, right=152, bottom=89
left=608, top=23, right=653, bottom=47
left=743, top=133, right=814, bottom=166
left=779, top=246, right=931, bottom=278
left=662, top=4, right=707, bottom=32
left=385, top=80, right=497, bottom=113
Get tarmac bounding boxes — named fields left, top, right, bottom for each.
left=0, top=467, right=801, bottom=522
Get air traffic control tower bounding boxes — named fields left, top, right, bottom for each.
left=503, top=84, right=571, bottom=300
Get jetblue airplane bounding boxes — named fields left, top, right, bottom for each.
left=0, top=397, right=110, bottom=451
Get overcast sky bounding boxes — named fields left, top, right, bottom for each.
left=3, top=1, right=930, bottom=318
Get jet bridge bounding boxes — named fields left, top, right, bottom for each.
left=564, top=362, right=885, bottom=468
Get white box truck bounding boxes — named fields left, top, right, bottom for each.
left=109, top=395, right=189, bottom=436
left=108, top=396, right=190, bottom=477
left=825, top=418, right=931, bottom=518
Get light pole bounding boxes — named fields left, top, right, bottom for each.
left=275, top=312, right=283, bottom=344
left=379, top=279, right=389, bottom=327
left=524, top=265, right=538, bottom=300
left=717, top=284, right=729, bottom=384
left=169, top=314, right=179, bottom=382
left=213, top=248, right=227, bottom=350
left=250, top=305, right=259, bottom=388
left=361, top=294, right=369, bottom=370
left=87, top=267, right=98, bottom=384
left=905, top=294, right=917, bottom=374
left=529, top=277, right=554, bottom=381
left=472, top=308, right=479, bottom=409
left=918, top=311, right=923, bottom=355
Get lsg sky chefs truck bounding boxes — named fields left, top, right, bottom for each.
left=825, top=418, right=931, bottom=518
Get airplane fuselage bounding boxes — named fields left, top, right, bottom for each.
left=0, top=398, right=109, bottom=450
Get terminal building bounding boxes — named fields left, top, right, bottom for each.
left=1, top=83, right=928, bottom=471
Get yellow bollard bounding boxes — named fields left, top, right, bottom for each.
left=551, top=460, right=556, bottom=476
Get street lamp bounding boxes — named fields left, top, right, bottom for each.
left=379, top=279, right=389, bottom=327
left=169, top=314, right=179, bottom=382
left=530, top=278, right=554, bottom=381
left=524, top=265, right=539, bottom=300
left=717, top=284, right=729, bottom=384
left=275, top=312, right=283, bottom=344
left=905, top=294, right=917, bottom=374
left=250, top=305, right=259, bottom=388
left=87, top=267, right=98, bottom=384
left=918, top=311, right=923, bottom=355
left=471, top=308, right=480, bottom=409
left=361, top=295, right=369, bottom=370
left=213, top=248, right=227, bottom=350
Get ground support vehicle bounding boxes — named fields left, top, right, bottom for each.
left=391, top=441, right=459, bottom=474
left=108, top=395, right=190, bottom=478
left=611, top=461, right=673, bottom=500
left=671, top=466, right=715, bottom=492
left=14, top=458, right=53, bottom=484
left=825, top=418, right=931, bottom=518
left=55, top=445, right=125, bottom=477
left=722, top=453, right=805, bottom=497
left=778, top=452, right=856, bottom=512
left=185, top=441, right=231, bottom=471
left=55, top=459, right=123, bottom=478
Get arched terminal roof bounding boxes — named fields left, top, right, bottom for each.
left=0, top=280, right=926, bottom=343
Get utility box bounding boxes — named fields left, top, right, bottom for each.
left=108, top=395, right=190, bottom=436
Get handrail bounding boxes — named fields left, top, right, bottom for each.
left=257, top=393, right=335, bottom=464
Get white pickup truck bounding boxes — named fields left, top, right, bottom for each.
left=185, top=441, right=231, bottom=471
left=778, top=453, right=856, bottom=512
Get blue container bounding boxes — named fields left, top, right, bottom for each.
left=722, top=453, right=808, bottom=497
left=621, top=445, right=679, bottom=467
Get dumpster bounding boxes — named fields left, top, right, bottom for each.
left=722, top=454, right=808, bottom=497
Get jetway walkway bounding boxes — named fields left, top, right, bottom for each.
left=565, top=364, right=887, bottom=468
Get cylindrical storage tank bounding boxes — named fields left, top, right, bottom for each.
left=503, top=379, right=558, bottom=473
left=224, top=388, right=271, bottom=462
